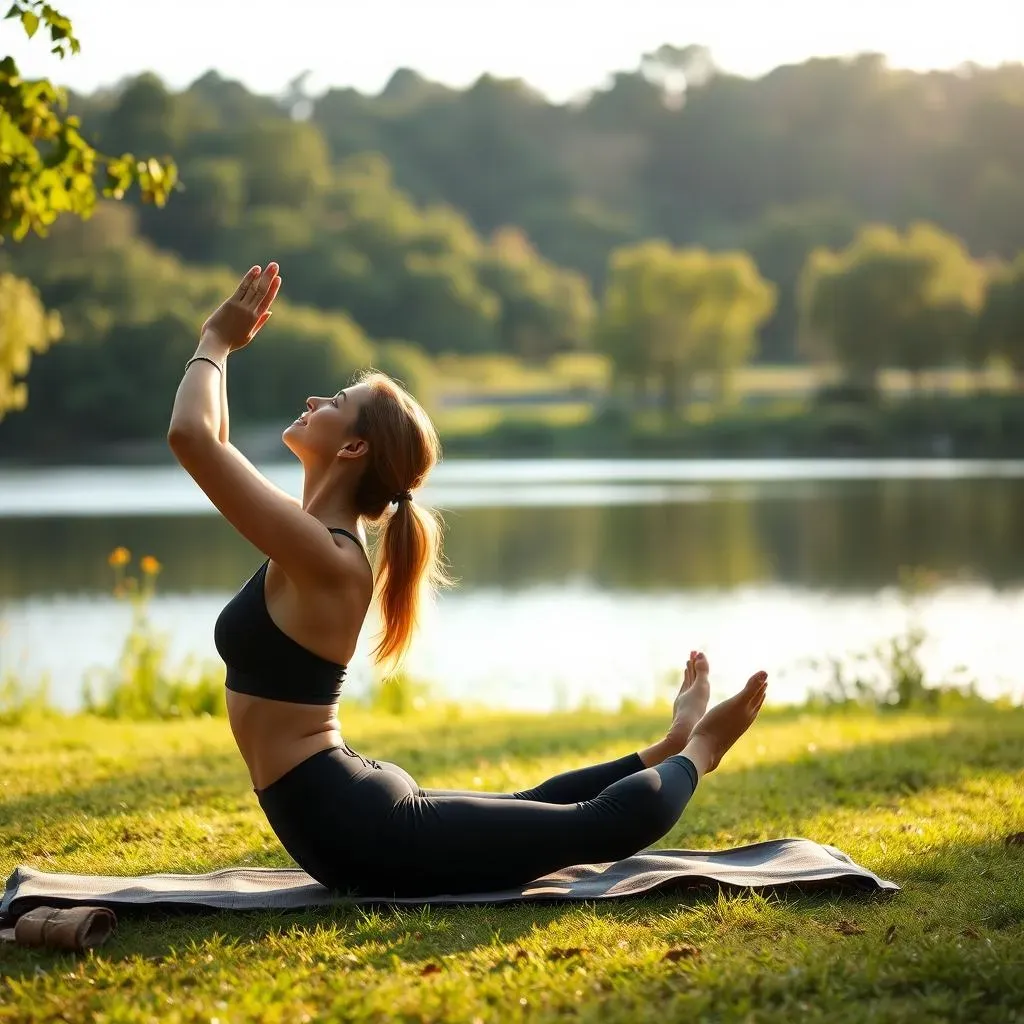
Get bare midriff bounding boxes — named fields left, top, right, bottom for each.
left=226, top=689, right=342, bottom=792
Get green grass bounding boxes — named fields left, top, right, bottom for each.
left=432, top=355, right=1017, bottom=404
left=436, top=402, right=596, bottom=437
left=435, top=353, right=612, bottom=397
left=2, top=702, right=1022, bottom=1022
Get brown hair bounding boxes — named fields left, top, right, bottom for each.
left=352, top=370, right=450, bottom=674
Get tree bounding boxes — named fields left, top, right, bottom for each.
left=0, top=269, right=61, bottom=418
left=477, top=227, right=595, bottom=361
left=640, top=44, right=717, bottom=107
left=597, top=241, right=776, bottom=415
left=239, top=119, right=329, bottom=208
left=975, top=255, right=1024, bottom=383
left=0, top=2, right=176, bottom=241
left=742, top=201, right=858, bottom=362
left=373, top=339, right=438, bottom=412
left=798, top=222, right=985, bottom=390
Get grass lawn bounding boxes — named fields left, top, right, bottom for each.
left=432, top=354, right=1017, bottom=405
left=1, top=702, right=1022, bottom=1022
left=435, top=402, right=595, bottom=437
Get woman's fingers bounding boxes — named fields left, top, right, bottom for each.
left=234, top=266, right=260, bottom=301
left=249, top=310, right=273, bottom=340
left=249, top=311, right=274, bottom=339
left=255, top=273, right=282, bottom=317
left=248, top=262, right=279, bottom=306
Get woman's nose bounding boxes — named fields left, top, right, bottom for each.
left=306, top=397, right=316, bottom=411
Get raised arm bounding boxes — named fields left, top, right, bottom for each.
left=219, top=348, right=229, bottom=444
left=167, top=263, right=345, bottom=585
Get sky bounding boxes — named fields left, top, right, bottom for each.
left=3, top=0, right=1022, bottom=102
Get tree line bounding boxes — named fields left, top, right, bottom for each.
left=60, top=45, right=1024, bottom=364
left=3, top=15, right=1024, bottom=452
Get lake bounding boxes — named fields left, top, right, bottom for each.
left=2, top=458, right=1024, bottom=712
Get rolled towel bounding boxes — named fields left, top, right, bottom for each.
left=0, top=905, right=117, bottom=952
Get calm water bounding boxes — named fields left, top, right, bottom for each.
left=2, top=459, right=1023, bottom=711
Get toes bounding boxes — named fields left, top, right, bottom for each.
left=744, top=670, right=767, bottom=693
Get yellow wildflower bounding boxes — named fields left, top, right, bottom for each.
left=140, top=555, right=162, bottom=576
left=108, top=547, right=131, bottom=568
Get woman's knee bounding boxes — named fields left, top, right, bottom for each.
left=596, top=773, right=689, bottom=842
left=639, top=782, right=686, bottom=838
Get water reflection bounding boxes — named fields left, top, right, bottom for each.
left=2, top=477, right=1024, bottom=600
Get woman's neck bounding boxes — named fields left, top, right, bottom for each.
left=300, top=461, right=359, bottom=527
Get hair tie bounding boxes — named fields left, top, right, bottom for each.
left=391, top=490, right=413, bottom=506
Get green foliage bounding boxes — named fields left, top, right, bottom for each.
left=5, top=49, right=1024, bottom=453
left=0, top=669, right=52, bottom=724
left=597, top=241, right=776, bottom=415
left=0, top=223, right=379, bottom=445
left=0, top=3, right=177, bottom=241
left=975, top=253, right=1024, bottom=375
left=373, top=339, right=438, bottom=412
left=80, top=548, right=225, bottom=719
left=805, top=567, right=982, bottom=710
left=741, top=201, right=858, bottom=363
left=0, top=268, right=60, bottom=417
left=360, top=670, right=435, bottom=716
left=226, top=302, right=374, bottom=424
left=799, top=223, right=986, bottom=389
left=477, top=227, right=596, bottom=360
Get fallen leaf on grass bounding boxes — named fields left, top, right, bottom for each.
left=663, top=945, right=701, bottom=962
left=835, top=920, right=866, bottom=936
left=420, top=963, right=442, bottom=976
left=1004, top=832, right=1024, bottom=846
left=489, top=949, right=532, bottom=972
left=884, top=924, right=897, bottom=945
left=547, top=947, right=587, bottom=961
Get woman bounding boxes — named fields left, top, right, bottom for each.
left=168, top=262, right=769, bottom=897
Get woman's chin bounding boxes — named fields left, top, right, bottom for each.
left=282, top=421, right=304, bottom=449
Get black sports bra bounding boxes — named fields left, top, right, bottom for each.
left=214, top=528, right=370, bottom=705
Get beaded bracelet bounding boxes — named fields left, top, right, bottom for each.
left=184, top=355, right=224, bottom=375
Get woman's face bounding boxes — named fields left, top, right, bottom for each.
left=282, top=382, right=372, bottom=461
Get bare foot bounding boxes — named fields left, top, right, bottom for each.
left=682, top=670, right=768, bottom=778
left=665, top=650, right=711, bottom=751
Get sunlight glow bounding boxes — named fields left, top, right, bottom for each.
left=2, top=0, right=1019, bottom=102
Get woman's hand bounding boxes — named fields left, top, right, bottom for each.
left=200, top=263, right=282, bottom=353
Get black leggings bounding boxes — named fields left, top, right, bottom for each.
left=256, top=741, right=699, bottom=897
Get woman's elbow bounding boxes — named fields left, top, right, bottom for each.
left=167, top=424, right=193, bottom=451
left=167, top=424, right=213, bottom=459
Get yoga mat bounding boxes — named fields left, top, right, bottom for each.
left=1, top=839, right=898, bottom=918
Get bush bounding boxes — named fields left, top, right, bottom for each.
left=81, top=548, right=226, bottom=719
left=360, top=670, right=433, bottom=716
left=805, top=566, right=983, bottom=710
left=0, top=672, right=55, bottom=726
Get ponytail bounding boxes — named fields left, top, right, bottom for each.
left=351, top=370, right=451, bottom=676
left=373, top=498, right=449, bottom=674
